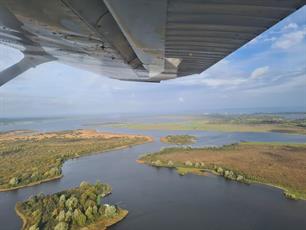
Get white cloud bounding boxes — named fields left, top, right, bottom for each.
left=250, top=66, right=269, bottom=79
left=200, top=78, right=246, bottom=87
left=248, top=36, right=259, bottom=45
left=282, top=23, right=298, bottom=31
left=178, top=97, right=184, bottom=103
left=245, top=73, right=306, bottom=94
left=263, top=36, right=277, bottom=42
left=273, top=27, right=306, bottom=49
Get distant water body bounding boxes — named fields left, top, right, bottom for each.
left=0, top=116, right=306, bottom=230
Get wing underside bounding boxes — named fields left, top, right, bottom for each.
left=0, top=0, right=305, bottom=86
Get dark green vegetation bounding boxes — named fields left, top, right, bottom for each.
left=0, top=130, right=152, bottom=191
left=110, top=114, right=306, bottom=135
left=160, top=135, right=196, bottom=145
left=16, top=182, right=128, bottom=230
left=139, top=142, right=306, bottom=200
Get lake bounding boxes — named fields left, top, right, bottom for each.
left=0, top=117, right=306, bottom=230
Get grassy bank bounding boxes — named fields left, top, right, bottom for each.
left=139, top=142, right=306, bottom=200
left=15, top=181, right=127, bottom=230
left=109, top=114, right=306, bottom=135
left=0, top=129, right=152, bottom=191
left=160, top=135, right=196, bottom=145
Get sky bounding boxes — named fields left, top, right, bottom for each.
left=0, top=6, right=306, bottom=117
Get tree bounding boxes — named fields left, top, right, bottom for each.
left=59, top=194, right=66, bottom=208
left=29, top=224, right=39, bottom=230
left=65, top=210, right=72, bottom=222
left=96, top=195, right=101, bottom=205
left=92, top=205, right=98, bottom=217
left=54, top=222, right=68, bottom=230
left=65, top=196, right=78, bottom=210
left=57, top=210, right=66, bottom=222
left=72, top=209, right=87, bottom=226
left=85, top=206, right=95, bottom=222
left=80, top=181, right=90, bottom=188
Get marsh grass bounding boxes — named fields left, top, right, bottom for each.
left=140, top=142, right=306, bottom=200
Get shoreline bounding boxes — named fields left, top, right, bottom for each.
left=15, top=204, right=27, bottom=230
left=0, top=175, right=63, bottom=192
left=1, top=135, right=153, bottom=192
left=85, top=209, right=128, bottom=230
left=16, top=205, right=128, bottom=230
left=139, top=161, right=306, bottom=201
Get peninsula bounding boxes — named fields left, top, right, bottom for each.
left=139, top=142, right=306, bottom=200
left=0, top=129, right=152, bottom=191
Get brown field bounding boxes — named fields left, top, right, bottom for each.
left=140, top=143, right=306, bottom=199
left=0, top=129, right=152, bottom=191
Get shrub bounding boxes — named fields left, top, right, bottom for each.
left=224, top=170, right=236, bottom=180
left=237, top=175, right=244, bottom=181
left=167, top=161, right=174, bottom=166
left=152, top=160, right=161, bottom=166
left=48, top=167, right=60, bottom=176
left=185, top=161, right=193, bottom=166
left=104, top=204, right=117, bottom=217
left=216, top=167, right=224, bottom=174
left=9, top=177, right=19, bottom=186
left=284, top=191, right=297, bottom=200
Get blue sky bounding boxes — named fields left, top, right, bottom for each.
left=0, top=6, right=305, bottom=117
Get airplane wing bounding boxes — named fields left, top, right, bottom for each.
left=0, top=0, right=305, bottom=86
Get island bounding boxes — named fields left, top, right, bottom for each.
left=160, top=135, right=196, bottom=145
left=15, top=181, right=127, bottom=230
left=108, top=114, right=306, bottom=135
left=139, top=142, right=306, bottom=200
left=0, top=129, right=152, bottom=191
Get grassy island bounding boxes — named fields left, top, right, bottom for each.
left=160, top=135, right=196, bottom=145
left=15, top=181, right=127, bottom=230
left=0, top=129, right=152, bottom=191
left=139, top=142, right=306, bottom=200
left=110, top=114, right=306, bottom=135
